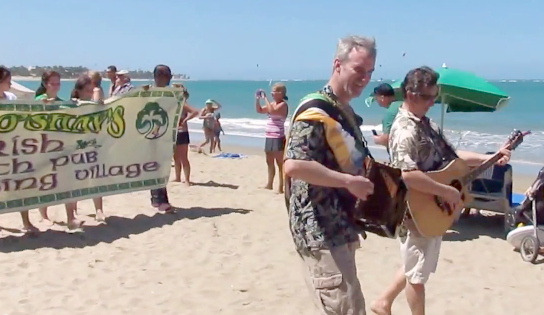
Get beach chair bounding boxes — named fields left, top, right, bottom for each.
left=464, top=162, right=513, bottom=214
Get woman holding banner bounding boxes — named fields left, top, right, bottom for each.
left=35, top=72, right=85, bottom=231
left=68, top=75, right=107, bottom=223
left=0, top=66, right=40, bottom=235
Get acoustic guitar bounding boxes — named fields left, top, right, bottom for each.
left=408, top=129, right=531, bottom=238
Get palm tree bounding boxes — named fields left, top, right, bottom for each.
left=136, top=102, right=169, bottom=139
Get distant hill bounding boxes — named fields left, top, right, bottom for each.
left=4, top=65, right=190, bottom=80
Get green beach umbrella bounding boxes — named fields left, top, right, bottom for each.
left=365, top=64, right=510, bottom=128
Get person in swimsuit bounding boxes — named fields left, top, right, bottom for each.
left=0, top=66, right=39, bottom=235
left=198, top=99, right=221, bottom=154
left=88, top=70, right=105, bottom=103
left=173, top=85, right=199, bottom=185
left=255, top=83, right=288, bottom=193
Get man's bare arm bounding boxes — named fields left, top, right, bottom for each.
left=456, top=150, right=488, bottom=167
left=402, top=170, right=452, bottom=197
left=373, top=133, right=389, bottom=146
left=284, top=159, right=351, bottom=188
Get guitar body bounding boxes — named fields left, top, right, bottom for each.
left=407, top=158, right=475, bottom=238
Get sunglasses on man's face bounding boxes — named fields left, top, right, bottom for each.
left=417, top=92, right=438, bottom=101
left=411, top=86, right=440, bottom=101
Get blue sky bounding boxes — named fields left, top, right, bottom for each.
left=3, top=0, right=542, bottom=80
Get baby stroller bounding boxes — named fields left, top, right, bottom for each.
left=505, top=167, right=544, bottom=263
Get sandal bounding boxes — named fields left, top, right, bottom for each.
left=154, top=203, right=174, bottom=213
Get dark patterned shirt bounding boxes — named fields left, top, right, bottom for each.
left=285, top=93, right=367, bottom=254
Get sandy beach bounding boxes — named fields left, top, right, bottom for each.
left=0, top=145, right=542, bottom=315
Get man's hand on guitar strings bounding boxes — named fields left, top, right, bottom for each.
left=441, top=185, right=463, bottom=214
left=345, top=175, right=374, bottom=201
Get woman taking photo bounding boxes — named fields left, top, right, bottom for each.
left=254, top=83, right=288, bottom=193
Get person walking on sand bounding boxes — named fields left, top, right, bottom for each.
left=212, top=111, right=224, bottom=153
left=283, top=35, right=376, bottom=315
left=370, top=66, right=511, bottom=315
left=198, top=100, right=221, bottom=153
left=255, top=83, right=288, bottom=193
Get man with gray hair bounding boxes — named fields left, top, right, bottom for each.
left=283, top=35, right=377, bottom=314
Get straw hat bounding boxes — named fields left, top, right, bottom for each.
left=205, top=99, right=221, bottom=109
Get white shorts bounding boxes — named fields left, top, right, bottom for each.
left=400, top=230, right=442, bottom=284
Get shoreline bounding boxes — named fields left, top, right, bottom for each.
left=192, top=134, right=536, bottom=194
left=188, top=131, right=544, bottom=178
left=11, top=76, right=187, bottom=82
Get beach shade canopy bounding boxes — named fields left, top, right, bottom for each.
left=9, top=81, right=35, bottom=99
left=365, top=64, right=510, bottom=127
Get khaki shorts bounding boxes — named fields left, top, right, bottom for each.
left=298, top=241, right=366, bottom=315
left=400, top=230, right=442, bottom=285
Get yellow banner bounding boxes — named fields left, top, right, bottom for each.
left=0, top=86, right=184, bottom=213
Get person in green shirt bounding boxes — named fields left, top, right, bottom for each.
left=372, top=83, right=401, bottom=149
left=34, top=70, right=63, bottom=101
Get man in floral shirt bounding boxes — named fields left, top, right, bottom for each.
left=284, top=35, right=377, bottom=315
left=371, top=66, right=512, bottom=315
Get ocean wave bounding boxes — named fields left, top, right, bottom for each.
left=187, top=118, right=544, bottom=165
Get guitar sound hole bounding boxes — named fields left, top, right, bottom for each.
left=449, top=179, right=465, bottom=201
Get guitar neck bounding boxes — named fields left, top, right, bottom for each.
left=461, top=152, right=504, bottom=185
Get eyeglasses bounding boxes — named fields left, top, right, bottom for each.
left=409, top=87, right=440, bottom=101
left=417, top=92, right=438, bottom=101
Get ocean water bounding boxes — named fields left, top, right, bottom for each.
left=17, top=79, right=544, bottom=168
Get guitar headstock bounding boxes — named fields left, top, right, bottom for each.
left=505, top=129, right=531, bottom=150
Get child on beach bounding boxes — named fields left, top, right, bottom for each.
left=212, top=111, right=224, bottom=152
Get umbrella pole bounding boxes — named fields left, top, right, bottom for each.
left=440, top=95, right=446, bottom=130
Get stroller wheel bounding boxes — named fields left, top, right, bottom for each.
left=520, top=235, right=540, bottom=263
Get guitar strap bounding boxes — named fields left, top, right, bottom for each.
left=284, top=87, right=371, bottom=207
left=421, top=118, right=459, bottom=165
left=320, top=85, right=373, bottom=160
